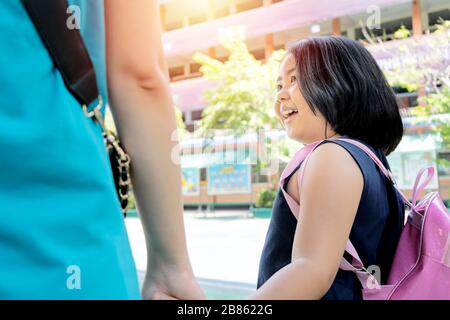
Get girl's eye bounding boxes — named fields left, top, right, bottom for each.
left=290, top=75, right=297, bottom=84
left=277, top=84, right=282, bottom=91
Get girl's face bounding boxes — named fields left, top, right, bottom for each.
left=275, top=54, right=335, bottom=144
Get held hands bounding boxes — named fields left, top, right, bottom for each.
left=152, top=291, right=179, bottom=300
left=142, top=265, right=206, bottom=300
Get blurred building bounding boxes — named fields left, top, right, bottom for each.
left=158, top=0, right=450, bottom=208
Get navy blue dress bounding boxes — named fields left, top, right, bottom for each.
left=257, top=139, right=405, bottom=300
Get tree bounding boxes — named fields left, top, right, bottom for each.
left=414, top=85, right=450, bottom=149
left=367, top=22, right=449, bottom=202
left=393, top=25, right=411, bottom=39
left=193, top=27, right=285, bottom=135
left=175, top=106, right=188, bottom=139
left=191, top=27, right=290, bottom=184
left=366, top=21, right=450, bottom=147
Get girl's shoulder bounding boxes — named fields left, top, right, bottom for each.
left=285, top=141, right=364, bottom=205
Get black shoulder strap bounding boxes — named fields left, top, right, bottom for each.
left=22, top=0, right=99, bottom=106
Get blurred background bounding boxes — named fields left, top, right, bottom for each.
left=121, top=0, right=450, bottom=299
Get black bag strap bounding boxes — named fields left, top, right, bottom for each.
left=22, top=0, right=99, bottom=107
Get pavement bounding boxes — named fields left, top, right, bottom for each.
left=125, top=210, right=271, bottom=298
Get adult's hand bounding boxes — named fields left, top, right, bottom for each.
left=142, top=264, right=206, bottom=300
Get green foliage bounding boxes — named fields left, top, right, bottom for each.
left=380, top=21, right=450, bottom=148
left=127, top=191, right=136, bottom=210
left=384, top=68, right=424, bottom=92
left=175, top=106, right=188, bottom=139
left=255, top=188, right=277, bottom=209
left=413, top=86, right=450, bottom=148
left=193, top=27, right=285, bottom=135
left=377, top=21, right=449, bottom=93
left=393, top=25, right=411, bottom=39
left=434, top=19, right=450, bottom=33
left=175, top=107, right=186, bottom=130
left=192, top=28, right=291, bottom=183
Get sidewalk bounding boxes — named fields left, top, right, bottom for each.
left=125, top=210, right=271, bottom=298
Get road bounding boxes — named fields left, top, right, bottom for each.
left=125, top=210, right=271, bottom=298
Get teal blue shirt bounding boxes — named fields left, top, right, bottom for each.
left=0, top=0, right=140, bottom=299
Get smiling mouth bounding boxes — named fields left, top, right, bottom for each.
left=281, top=109, right=298, bottom=122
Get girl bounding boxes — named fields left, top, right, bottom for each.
left=253, top=36, right=405, bottom=300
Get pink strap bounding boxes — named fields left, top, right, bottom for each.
left=411, top=167, right=435, bottom=206
left=337, top=138, right=412, bottom=207
left=279, top=142, right=319, bottom=219
left=296, top=137, right=412, bottom=210
left=340, top=241, right=381, bottom=290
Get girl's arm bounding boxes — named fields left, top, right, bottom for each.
left=104, top=0, right=205, bottom=299
left=251, top=143, right=363, bottom=299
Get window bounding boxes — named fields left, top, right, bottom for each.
left=250, top=48, right=265, bottom=61
left=393, top=87, right=419, bottom=108
left=355, top=17, right=413, bottom=41
left=191, top=110, right=203, bottom=122
left=200, top=168, right=207, bottom=181
left=190, top=63, right=201, bottom=74
left=169, top=65, right=185, bottom=79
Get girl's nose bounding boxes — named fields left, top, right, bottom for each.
left=274, top=91, right=287, bottom=114
left=276, top=89, right=289, bottom=102
left=277, top=89, right=289, bottom=101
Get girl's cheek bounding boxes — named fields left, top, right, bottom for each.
left=289, top=87, right=301, bottom=106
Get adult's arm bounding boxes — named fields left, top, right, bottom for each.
left=104, top=0, right=204, bottom=299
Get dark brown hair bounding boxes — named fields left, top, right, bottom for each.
left=289, top=36, right=403, bottom=155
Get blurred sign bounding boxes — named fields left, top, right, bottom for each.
left=182, top=167, right=200, bottom=196
left=207, top=164, right=251, bottom=195
left=387, top=151, right=438, bottom=189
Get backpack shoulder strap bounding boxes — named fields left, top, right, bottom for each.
left=298, top=138, right=412, bottom=208
left=279, top=141, right=319, bottom=219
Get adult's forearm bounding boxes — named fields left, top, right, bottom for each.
left=108, top=73, right=191, bottom=271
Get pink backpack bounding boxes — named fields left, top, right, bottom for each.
left=280, top=138, right=450, bottom=300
